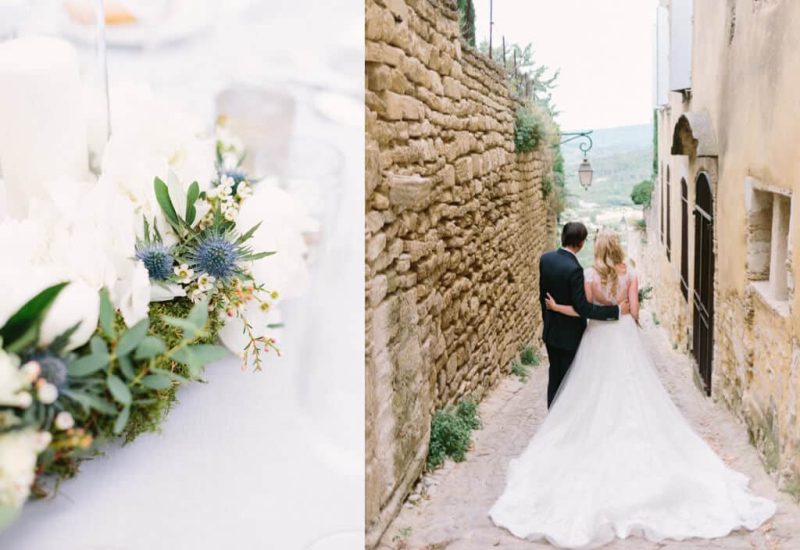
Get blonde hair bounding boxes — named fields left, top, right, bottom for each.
left=593, top=229, right=626, bottom=296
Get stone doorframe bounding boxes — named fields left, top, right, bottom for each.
left=671, top=110, right=721, bottom=395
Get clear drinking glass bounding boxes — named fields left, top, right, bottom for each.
left=215, top=85, right=297, bottom=176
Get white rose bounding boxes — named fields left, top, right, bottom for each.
left=0, top=429, right=51, bottom=509
left=111, top=260, right=151, bottom=327
left=38, top=280, right=99, bottom=352
left=236, top=182, right=317, bottom=301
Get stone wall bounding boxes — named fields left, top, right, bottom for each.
left=365, top=0, right=555, bottom=545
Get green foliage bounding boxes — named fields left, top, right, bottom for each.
left=520, top=345, right=540, bottom=366
left=479, top=41, right=559, bottom=114
left=514, top=107, right=545, bottom=153
left=456, top=0, right=476, bottom=47
left=652, top=109, right=658, bottom=177
left=511, top=361, right=529, bottom=381
left=631, top=178, right=655, bottom=208
left=0, top=283, right=68, bottom=354
left=427, top=398, right=481, bottom=469
left=638, top=284, right=654, bottom=304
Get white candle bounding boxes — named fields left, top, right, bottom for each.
left=0, top=36, right=89, bottom=217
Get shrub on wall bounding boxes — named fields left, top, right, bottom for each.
left=457, top=0, right=476, bottom=47
left=631, top=178, right=655, bottom=208
left=514, top=107, right=545, bottom=153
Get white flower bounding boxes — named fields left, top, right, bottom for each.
left=0, top=429, right=52, bottom=509
left=54, top=411, right=75, bottom=431
left=19, top=362, right=40, bottom=384
left=36, top=382, right=58, bottom=405
left=110, top=260, right=150, bottom=327
left=206, top=186, right=219, bottom=200
left=236, top=181, right=252, bottom=201
left=223, top=205, right=238, bottom=222
left=197, top=273, right=216, bottom=292
left=188, top=288, right=205, bottom=303
left=150, top=282, right=187, bottom=302
left=219, top=175, right=235, bottom=195
left=235, top=182, right=317, bottom=302
left=38, top=280, right=100, bottom=352
left=0, top=350, right=31, bottom=409
left=174, top=264, right=194, bottom=284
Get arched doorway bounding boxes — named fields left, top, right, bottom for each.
left=692, top=173, right=714, bottom=395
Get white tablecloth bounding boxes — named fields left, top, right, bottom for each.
left=0, top=1, right=364, bottom=548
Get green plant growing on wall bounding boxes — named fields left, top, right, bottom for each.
left=653, top=109, right=658, bottom=177
left=631, top=178, right=655, bottom=208
left=515, top=107, right=544, bottom=153
left=511, top=361, right=529, bottom=381
left=520, top=345, right=540, bottom=366
left=427, top=397, right=481, bottom=469
left=457, top=0, right=476, bottom=47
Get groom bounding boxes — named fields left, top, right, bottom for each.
left=539, top=222, right=627, bottom=407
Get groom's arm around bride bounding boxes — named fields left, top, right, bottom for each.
left=538, top=222, right=628, bottom=407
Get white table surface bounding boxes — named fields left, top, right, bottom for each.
left=0, top=1, right=364, bottom=548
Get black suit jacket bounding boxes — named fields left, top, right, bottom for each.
left=539, top=248, right=620, bottom=351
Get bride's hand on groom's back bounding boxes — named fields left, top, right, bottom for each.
left=619, top=300, right=630, bottom=316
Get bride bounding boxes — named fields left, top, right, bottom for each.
left=489, top=229, right=775, bottom=549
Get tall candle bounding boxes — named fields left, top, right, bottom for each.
left=0, top=36, right=89, bottom=217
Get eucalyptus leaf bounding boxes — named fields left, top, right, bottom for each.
left=68, top=353, right=111, bottom=377
left=134, top=336, right=167, bottom=360
left=242, top=251, right=276, bottom=262
left=0, top=282, right=68, bottom=353
left=61, top=389, right=117, bottom=415
left=99, top=288, right=116, bottom=339
left=186, top=299, right=209, bottom=333
left=154, top=177, right=181, bottom=232
left=118, top=354, right=135, bottom=380
left=170, top=344, right=228, bottom=373
left=139, top=373, right=172, bottom=390
left=185, top=181, right=200, bottom=225
left=113, top=404, right=131, bottom=434
left=107, top=375, right=132, bottom=405
left=51, top=322, right=82, bottom=355
left=161, top=316, right=199, bottom=339
left=150, top=367, right=190, bottom=384
left=116, top=319, right=150, bottom=356
left=90, top=335, right=109, bottom=357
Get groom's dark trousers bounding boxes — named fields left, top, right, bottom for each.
left=539, top=249, right=620, bottom=408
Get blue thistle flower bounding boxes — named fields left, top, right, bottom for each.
left=191, top=234, right=239, bottom=279
left=28, top=351, right=69, bottom=389
left=136, top=242, right=174, bottom=280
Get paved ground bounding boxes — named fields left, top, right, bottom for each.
left=378, top=316, right=800, bottom=550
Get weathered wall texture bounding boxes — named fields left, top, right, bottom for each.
left=648, top=0, right=800, bottom=499
left=364, top=0, right=555, bottom=544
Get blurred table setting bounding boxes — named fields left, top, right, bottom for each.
left=0, top=0, right=363, bottom=548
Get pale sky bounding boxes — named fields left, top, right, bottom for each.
left=474, top=0, right=658, bottom=130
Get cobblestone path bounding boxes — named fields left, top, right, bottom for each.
left=378, top=317, right=800, bottom=550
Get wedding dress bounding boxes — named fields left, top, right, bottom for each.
left=489, top=267, right=775, bottom=549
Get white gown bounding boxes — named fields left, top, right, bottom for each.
left=489, top=267, right=775, bottom=549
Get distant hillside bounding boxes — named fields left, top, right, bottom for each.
left=558, top=123, right=653, bottom=264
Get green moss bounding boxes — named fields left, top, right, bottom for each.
left=121, top=299, right=223, bottom=442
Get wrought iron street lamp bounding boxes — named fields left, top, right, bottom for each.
left=559, top=130, right=594, bottom=190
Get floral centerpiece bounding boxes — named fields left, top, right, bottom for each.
left=0, top=88, right=316, bottom=530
